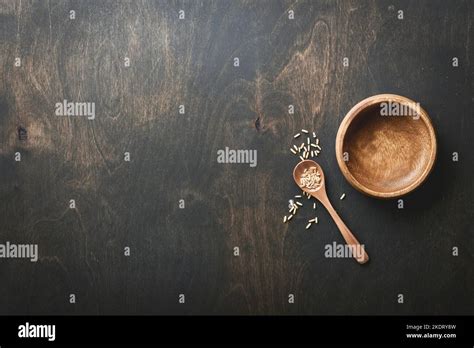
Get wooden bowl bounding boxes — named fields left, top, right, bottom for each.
left=336, top=94, right=437, bottom=199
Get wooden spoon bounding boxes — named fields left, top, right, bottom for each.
left=293, top=160, right=369, bottom=264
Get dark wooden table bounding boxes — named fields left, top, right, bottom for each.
left=0, top=0, right=472, bottom=315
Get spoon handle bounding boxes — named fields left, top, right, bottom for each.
left=319, top=196, right=369, bottom=264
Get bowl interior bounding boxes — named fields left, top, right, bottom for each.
left=341, top=100, right=434, bottom=196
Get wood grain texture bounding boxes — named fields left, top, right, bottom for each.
left=0, top=0, right=473, bottom=315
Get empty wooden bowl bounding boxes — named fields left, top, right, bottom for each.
left=336, top=94, right=437, bottom=199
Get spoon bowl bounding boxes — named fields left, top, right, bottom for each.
left=293, top=160, right=326, bottom=194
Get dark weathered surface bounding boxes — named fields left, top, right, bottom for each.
left=0, top=0, right=472, bottom=315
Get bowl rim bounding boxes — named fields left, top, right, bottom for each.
left=335, top=94, right=437, bottom=199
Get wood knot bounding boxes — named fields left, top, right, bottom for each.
left=255, top=117, right=263, bottom=131
left=17, top=125, right=27, bottom=141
